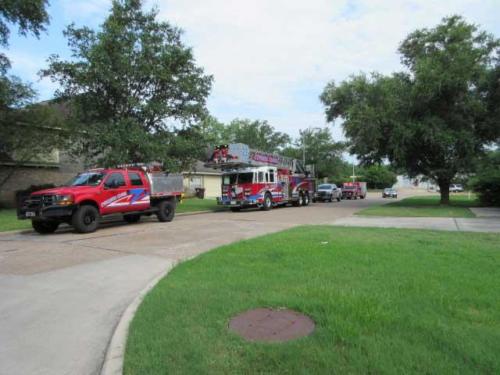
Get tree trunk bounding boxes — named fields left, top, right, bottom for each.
left=438, top=179, right=450, bottom=205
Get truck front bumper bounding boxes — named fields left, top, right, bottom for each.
left=217, top=197, right=260, bottom=207
left=18, top=205, right=77, bottom=220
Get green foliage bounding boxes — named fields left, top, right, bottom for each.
left=0, top=0, right=63, bottom=184
left=321, top=16, right=500, bottom=204
left=42, top=0, right=212, bottom=169
left=0, top=0, right=49, bottom=47
left=0, top=101, right=69, bottom=164
left=360, top=164, right=397, bottom=189
left=471, top=150, right=500, bottom=206
left=224, top=118, right=291, bottom=153
left=282, top=127, right=345, bottom=179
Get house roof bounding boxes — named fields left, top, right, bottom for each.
left=184, top=161, right=221, bottom=175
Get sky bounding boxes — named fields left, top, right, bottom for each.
left=6, top=0, right=500, bottom=144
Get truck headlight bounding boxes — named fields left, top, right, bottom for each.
left=55, top=195, right=74, bottom=206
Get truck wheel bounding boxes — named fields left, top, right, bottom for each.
left=32, top=220, right=59, bottom=234
left=157, top=200, right=176, bottom=222
left=302, top=193, right=310, bottom=206
left=124, top=214, right=141, bottom=223
left=262, top=193, right=272, bottom=211
left=72, top=205, right=100, bottom=233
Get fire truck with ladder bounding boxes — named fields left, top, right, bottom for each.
left=206, top=144, right=316, bottom=211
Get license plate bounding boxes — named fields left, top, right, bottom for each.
left=230, top=201, right=237, bottom=205
left=25, top=211, right=37, bottom=217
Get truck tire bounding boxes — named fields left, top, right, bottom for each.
left=262, top=193, right=272, bottom=211
left=124, top=214, right=141, bottom=223
left=72, top=205, right=100, bottom=233
left=302, top=193, right=310, bottom=206
left=292, top=193, right=302, bottom=207
left=157, top=199, right=176, bottom=222
left=32, top=220, right=59, bottom=234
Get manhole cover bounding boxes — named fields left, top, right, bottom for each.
left=228, top=308, right=315, bottom=342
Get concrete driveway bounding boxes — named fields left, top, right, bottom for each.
left=0, top=194, right=383, bottom=375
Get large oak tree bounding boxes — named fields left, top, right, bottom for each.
left=321, top=16, right=500, bottom=204
left=43, top=0, right=213, bottom=170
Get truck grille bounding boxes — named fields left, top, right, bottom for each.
left=24, top=195, right=55, bottom=210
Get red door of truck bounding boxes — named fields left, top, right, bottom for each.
left=100, top=171, right=131, bottom=214
left=126, top=171, right=150, bottom=211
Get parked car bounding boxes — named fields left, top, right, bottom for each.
left=437, top=184, right=464, bottom=193
left=313, top=184, right=342, bottom=202
left=382, top=188, right=398, bottom=198
left=450, top=184, right=464, bottom=193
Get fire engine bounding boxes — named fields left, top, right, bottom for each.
left=206, top=144, right=316, bottom=211
left=18, top=163, right=183, bottom=234
left=341, top=181, right=367, bottom=199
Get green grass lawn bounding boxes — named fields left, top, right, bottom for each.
left=357, top=194, right=479, bottom=218
left=125, top=226, right=500, bottom=374
left=177, top=198, right=223, bottom=213
left=0, top=209, right=30, bottom=232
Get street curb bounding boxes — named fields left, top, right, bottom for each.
left=99, top=262, right=176, bottom=375
left=0, top=228, right=32, bottom=236
left=176, top=209, right=223, bottom=216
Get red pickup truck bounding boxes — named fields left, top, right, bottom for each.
left=18, top=166, right=183, bottom=234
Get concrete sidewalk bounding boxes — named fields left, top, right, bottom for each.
left=332, top=216, right=500, bottom=233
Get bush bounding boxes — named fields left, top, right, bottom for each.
left=364, top=165, right=397, bottom=189
left=471, top=150, right=500, bottom=206
left=472, top=174, right=500, bottom=207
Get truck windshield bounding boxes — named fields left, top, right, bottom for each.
left=223, top=173, right=253, bottom=184
left=67, top=172, right=106, bottom=186
left=318, top=184, right=333, bottom=189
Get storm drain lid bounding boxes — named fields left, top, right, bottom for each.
left=228, top=308, right=315, bottom=342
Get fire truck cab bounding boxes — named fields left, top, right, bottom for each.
left=207, top=144, right=315, bottom=211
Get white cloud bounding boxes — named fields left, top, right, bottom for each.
left=147, top=0, right=500, bottom=136
left=17, top=0, right=500, bottom=139
left=7, top=51, right=59, bottom=100
left=57, top=0, right=111, bottom=25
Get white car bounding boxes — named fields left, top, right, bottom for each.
left=450, top=184, right=464, bottom=193
left=314, top=184, right=342, bottom=202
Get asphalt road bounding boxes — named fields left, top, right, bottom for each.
left=0, top=194, right=385, bottom=375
